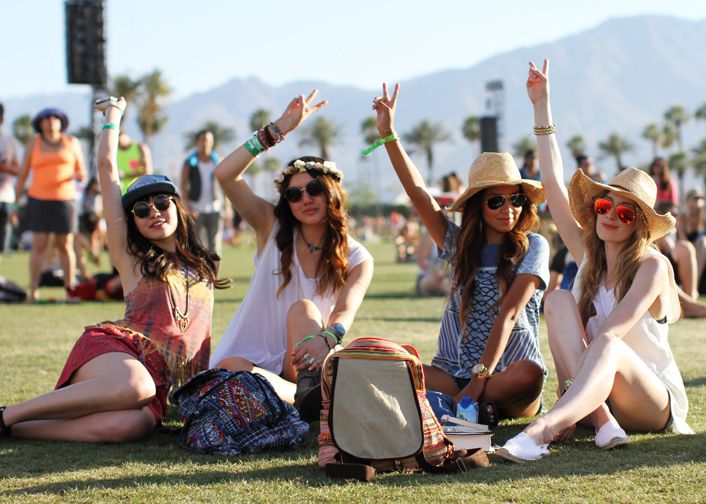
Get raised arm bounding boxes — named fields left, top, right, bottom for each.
left=93, top=97, right=136, bottom=281
left=373, top=83, right=448, bottom=249
left=527, top=59, right=585, bottom=262
left=215, top=90, right=328, bottom=242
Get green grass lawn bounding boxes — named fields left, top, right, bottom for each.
left=0, top=241, right=704, bottom=503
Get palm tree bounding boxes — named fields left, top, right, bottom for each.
left=298, top=116, right=340, bottom=160
left=404, top=120, right=451, bottom=185
left=512, top=137, right=534, bottom=159
left=598, top=133, right=633, bottom=172
left=12, top=114, right=33, bottom=146
left=137, top=69, right=171, bottom=145
left=249, top=109, right=271, bottom=132
left=694, top=103, right=706, bottom=127
left=692, top=151, right=706, bottom=188
left=664, top=105, right=691, bottom=150
left=641, top=123, right=661, bottom=158
left=660, top=123, right=678, bottom=153
left=566, top=135, right=587, bottom=159
left=360, top=117, right=378, bottom=147
left=461, top=116, right=480, bottom=156
left=184, top=120, right=235, bottom=151
left=668, top=150, right=690, bottom=199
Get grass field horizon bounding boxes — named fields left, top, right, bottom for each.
left=0, top=241, right=704, bottom=502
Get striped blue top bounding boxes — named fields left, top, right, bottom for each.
left=431, top=220, right=549, bottom=379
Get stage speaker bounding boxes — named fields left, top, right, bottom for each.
left=65, top=0, right=106, bottom=86
left=479, top=116, right=498, bottom=153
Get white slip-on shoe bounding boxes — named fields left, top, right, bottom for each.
left=494, top=432, right=549, bottom=463
left=595, top=419, right=628, bottom=450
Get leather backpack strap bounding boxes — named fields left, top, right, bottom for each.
left=325, top=462, right=376, bottom=482
left=415, top=448, right=490, bottom=474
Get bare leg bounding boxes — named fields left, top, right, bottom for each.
left=29, top=232, right=50, bottom=301
left=693, top=236, right=706, bottom=282
left=3, top=352, right=158, bottom=442
left=673, top=240, right=698, bottom=298
left=677, top=287, right=706, bottom=318
left=283, top=299, right=327, bottom=379
left=54, top=232, right=76, bottom=290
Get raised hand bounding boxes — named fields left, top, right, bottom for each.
left=372, top=82, right=399, bottom=136
left=526, top=59, right=549, bottom=105
left=93, top=96, right=127, bottom=115
left=274, top=89, right=328, bottom=136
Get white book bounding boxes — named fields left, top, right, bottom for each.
left=440, top=415, right=491, bottom=432
left=443, top=430, right=493, bottom=452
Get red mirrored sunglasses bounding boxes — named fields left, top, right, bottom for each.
left=593, top=197, right=636, bottom=225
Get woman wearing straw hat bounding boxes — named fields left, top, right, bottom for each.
left=15, top=108, right=87, bottom=302
left=371, top=84, right=550, bottom=423
left=496, top=60, right=693, bottom=463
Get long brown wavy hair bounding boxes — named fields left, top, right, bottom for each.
left=649, top=157, right=671, bottom=191
left=273, top=156, right=349, bottom=297
left=577, top=193, right=651, bottom=326
left=453, top=187, right=540, bottom=327
left=126, top=195, right=230, bottom=289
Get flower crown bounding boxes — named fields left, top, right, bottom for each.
left=274, top=159, right=343, bottom=189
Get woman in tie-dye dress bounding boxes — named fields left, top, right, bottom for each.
left=0, top=96, right=228, bottom=442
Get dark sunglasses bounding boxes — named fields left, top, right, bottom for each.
left=486, top=193, right=527, bottom=210
left=132, top=194, right=173, bottom=218
left=593, top=197, right=636, bottom=225
left=284, top=179, right=325, bottom=203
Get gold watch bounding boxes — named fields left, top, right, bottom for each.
left=471, top=363, right=491, bottom=379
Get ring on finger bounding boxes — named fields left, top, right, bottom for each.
left=307, top=355, right=315, bottom=365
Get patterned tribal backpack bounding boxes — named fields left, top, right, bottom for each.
left=318, top=338, right=488, bottom=481
left=172, top=368, right=309, bottom=456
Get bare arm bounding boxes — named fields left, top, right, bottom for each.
left=527, top=59, right=585, bottom=263
left=0, top=139, right=19, bottom=176
left=14, top=140, right=34, bottom=202
left=69, top=136, right=87, bottom=183
left=373, top=83, right=447, bottom=249
left=215, top=90, right=328, bottom=247
left=139, top=143, right=153, bottom=175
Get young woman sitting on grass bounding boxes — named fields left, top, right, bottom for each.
left=210, top=90, right=373, bottom=421
left=371, top=83, right=550, bottom=424
left=0, top=97, right=226, bottom=442
left=496, top=60, right=693, bottom=463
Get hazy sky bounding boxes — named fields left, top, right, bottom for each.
left=3, top=0, right=706, bottom=100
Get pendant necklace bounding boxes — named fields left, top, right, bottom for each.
left=301, top=233, right=322, bottom=253
left=167, top=266, right=190, bottom=332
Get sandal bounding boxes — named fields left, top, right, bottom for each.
left=0, top=407, right=12, bottom=437
left=478, top=401, right=498, bottom=428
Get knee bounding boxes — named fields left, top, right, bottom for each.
left=108, top=378, right=156, bottom=408
left=592, top=332, right=622, bottom=358
left=544, top=290, right=576, bottom=319
left=287, top=298, right=321, bottom=323
left=509, top=362, right=545, bottom=397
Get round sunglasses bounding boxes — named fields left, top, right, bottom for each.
left=486, top=193, right=527, bottom=210
left=593, top=197, right=636, bottom=224
left=283, top=179, right=325, bottom=203
left=132, top=195, right=173, bottom=219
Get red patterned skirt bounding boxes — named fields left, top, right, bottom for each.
left=55, top=324, right=169, bottom=423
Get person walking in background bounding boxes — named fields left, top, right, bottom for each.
left=180, top=129, right=223, bottom=256
left=0, top=103, right=20, bottom=253
left=0, top=97, right=226, bottom=442
left=373, top=83, right=550, bottom=424
left=496, top=59, right=692, bottom=463
left=649, top=157, right=678, bottom=208
left=14, top=108, right=87, bottom=301
left=519, top=149, right=540, bottom=181
left=117, top=120, right=152, bottom=194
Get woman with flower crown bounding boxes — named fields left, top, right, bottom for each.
left=211, top=90, right=373, bottom=421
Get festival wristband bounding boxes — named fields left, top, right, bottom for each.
left=361, top=133, right=399, bottom=156
left=295, top=335, right=317, bottom=347
left=321, top=329, right=341, bottom=346
left=244, top=138, right=263, bottom=157
left=102, top=123, right=117, bottom=131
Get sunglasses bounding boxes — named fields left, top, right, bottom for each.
left=284, top=179, right=325, bottom=203
left=132, top=195, right=173, bottom=218
left=593, top=197, right=636, bottom=224
left=486, top=193, right=527, bottom=210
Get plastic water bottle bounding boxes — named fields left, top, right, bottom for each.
left=456, top=396, right=478, bottom=423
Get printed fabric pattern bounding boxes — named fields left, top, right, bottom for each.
left=172, top=368, right=309, bottom=456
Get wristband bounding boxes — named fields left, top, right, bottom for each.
left=102, top=123, right=117, bottom=131
left=251, top=133, right=265, bottom=152
left=533, top=124, right=557, bottom=136
left=295, top=334, right=317, bottom=347
left=244, top=138, right=263, bottom=157
left=361, top=133, right=399, bottom=156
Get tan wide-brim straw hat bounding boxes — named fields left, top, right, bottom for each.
left=449, top=152, right=545, bottom=212
left=568, top=167, right=676, bottom=241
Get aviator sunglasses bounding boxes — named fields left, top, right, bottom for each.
left=283, top=179, right=325, bottom=203
left=593, top=197, right=636, bottom=224
left=486, top=193, right=527, bottom=210
left=132, top=194, right=173, bottom=218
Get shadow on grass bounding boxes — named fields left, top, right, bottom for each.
left=3, top=428, right=704, bottom=495
left=684, top=376, right=706, bottom=387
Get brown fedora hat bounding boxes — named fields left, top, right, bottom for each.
left=449, top=152, right=545, bottom=212
left=568, top=167, right=675, bottom=241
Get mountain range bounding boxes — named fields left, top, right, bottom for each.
left=4, top=14, right=706, bottom=200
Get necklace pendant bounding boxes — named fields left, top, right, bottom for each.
left=174, top=311, right=190, bottom=332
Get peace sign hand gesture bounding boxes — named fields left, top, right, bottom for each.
left=274, top=89, right=328, bottom=136
left=372, top=82, right=400, bottom=136
left=526, top=59, right=550, bottom=105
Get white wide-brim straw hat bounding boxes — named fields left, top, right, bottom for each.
left=449, top=152, right=545, bottom=212
left=568, top=167, right=675, bottom=241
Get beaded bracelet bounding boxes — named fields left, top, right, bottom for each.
left=318, top=332, right=334, bottom=351
left=361, top=133, right=399, bottom=156
left=533, top=124, right=557, bottom=136
left=265, top=123, right=284, bottom=144
left=321, top=329, right=341, bottom=346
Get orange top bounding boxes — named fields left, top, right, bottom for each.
left=28, top=135, right=84, bottom=200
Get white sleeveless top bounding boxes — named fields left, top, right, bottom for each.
left=572, top=254, right=692, bottom=434
left=210, top=223, right=373, bottom=374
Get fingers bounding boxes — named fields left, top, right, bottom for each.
left=305, top=89, right=319, bottom=104
left=542, top=58, right=549, bottom=76
left=390, top=83, right=400, bottom=104
left=310, top=99, right=328, bottom=112
left=382, top=82, right=389, bottom=101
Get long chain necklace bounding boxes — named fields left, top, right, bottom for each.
left=167, top=266, right=190, bottom=332
left=301, top=232, right=322, bottom=253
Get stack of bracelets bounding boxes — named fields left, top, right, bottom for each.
left=244, top=122, right=284, bottom=157
left=533, top=124, right=557, bottom=136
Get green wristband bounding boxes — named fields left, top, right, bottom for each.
left=321, top=329, right=341, bottom=346
left=295, top=334, right=317, bottom=347
left=244, top=139, right=262, bottom=157
left=361, top=133, right=399, bottom=156
left=102, top=123, right=117, bottom=131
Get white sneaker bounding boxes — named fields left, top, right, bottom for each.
left=495, top=432, right=549, bottom=463
left=595, top=419, right=628, bottom=450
